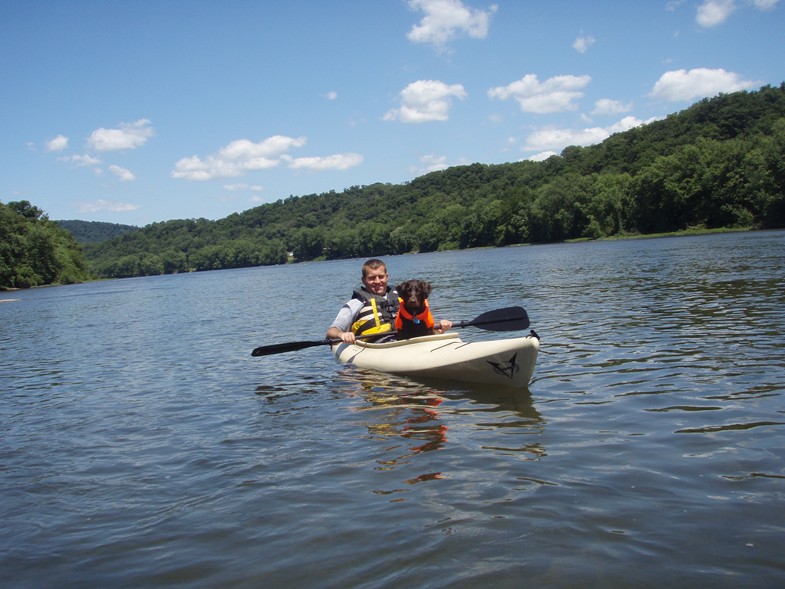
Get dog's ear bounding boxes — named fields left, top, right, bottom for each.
left=421, top=281, right=432, bottom=299
left=395, top=280, right=410, bottom=295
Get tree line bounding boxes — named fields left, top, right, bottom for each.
left=1, top=201, right=90, bottom=289
left=55, top=219, right=139, bottom=244
left=84, top=84, right=785, bottom=278
left=4, top=83, right=785, bottom=286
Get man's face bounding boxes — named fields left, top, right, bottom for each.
left=362, top=266, right=388, bottom=296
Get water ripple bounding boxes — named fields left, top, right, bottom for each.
left=2, top=231, right=785, bottom=588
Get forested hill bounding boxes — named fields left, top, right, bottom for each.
left=1, top=201, right=91, bottom=289
left=55, top=220, right=139, bottom=244
left=84, top=83, right=785, bottom=279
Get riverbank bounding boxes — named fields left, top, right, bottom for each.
left=567, top=224, right=757, bottom=244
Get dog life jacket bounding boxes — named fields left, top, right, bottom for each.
left=395, top=298, right=435, bottom=331
left=351, top=288, right=399, bottom=336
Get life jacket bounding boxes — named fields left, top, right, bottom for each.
left=395, top=298, right=435, bottom=331
left=351, top=288, right=400, bottom=337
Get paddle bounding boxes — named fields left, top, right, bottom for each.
left=452, top=306, right=529, bottom=331
left=251, top=306, right=530, bottom=357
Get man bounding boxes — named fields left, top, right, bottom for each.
left=326, top=258, right=451, bottom=343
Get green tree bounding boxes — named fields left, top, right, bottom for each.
left=585, top=173, right=633, bottom=237
left=0, top=200, right=90, bottom=289
left=758, top=118, right=785, bottom=226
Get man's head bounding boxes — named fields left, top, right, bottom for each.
left=361, top=259, right=388, bottom=296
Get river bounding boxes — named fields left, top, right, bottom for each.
left=2, top=230, right=784, bottom=588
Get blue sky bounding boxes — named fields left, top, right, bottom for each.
left=2, top=0, right=783, bottom=226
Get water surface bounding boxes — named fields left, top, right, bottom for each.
left=2, top=230, right=784, bottom=588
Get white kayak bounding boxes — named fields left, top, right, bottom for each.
left=331, top=332, right=539, bottom=388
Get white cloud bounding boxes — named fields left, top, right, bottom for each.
left=420, top=153, right=450, bottom=173
left=573, top=34, right=595, bottom=54
left=608, top=115, right=657, bottom=133
left=527, top=151, right=558, bottom=162
left=696, top=0, right=736, bottom=27
left=108, top=165, right=136, bottom=182
left=87, top=119, right=154, bottom=152
left=172, top=155, right=243, bottom=181
left=46, top=135, right=69, bottom=151
left=325, top=91, right=338, bottom=100
left=172, top=135, right=307, bottom=181
left=285, top=153, right=363, bottom=171
left=591, top=98, right=633, bottom=116
left=488, top=74, right=591, bottom=113
left=651, top=68, right=756, bottom=101
left=59, top=154, right=102, bottom=167
left=407, top=0, right=497, bottom=49
left=219, top=136, right=306, bottom=161
left=410, top=153, right=468, bottom=175
left=172, top=135, right=360, bottom=180
left=524, top=127, right=609, bottom=152
left=696, top=0, right=778, bottom=26
left=224, top=183, right=264, bottom=192
left=77, top=199, right=140, bottom=213
left=523, top=116, right=656, bottom=153
left=384, top=79, right=467, bottom=123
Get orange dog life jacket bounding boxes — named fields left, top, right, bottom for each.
left=395, top=298, right=435, bottom=330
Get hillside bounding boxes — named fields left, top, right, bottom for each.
left=82, top=83, right=785, bottom=279
left=55, top=220, right=139, bottom=244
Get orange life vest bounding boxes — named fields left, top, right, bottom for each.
left=395, top=298, right=435, bottom=331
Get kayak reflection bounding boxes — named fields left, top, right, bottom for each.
left=333, top=367, right=547, bottom=498
left=336, top=368, right=449, bottom=489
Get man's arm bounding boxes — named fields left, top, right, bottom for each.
left=326, top=300, right=362, bottom=343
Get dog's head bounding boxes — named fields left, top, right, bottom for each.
left=396, top=279, right=432, bottom=314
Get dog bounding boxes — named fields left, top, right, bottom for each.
left=395, top=279, right=436, bottom=339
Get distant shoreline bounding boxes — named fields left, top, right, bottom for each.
left=566, top=225, right=757, bottom=244
left=2, top=226, right=775, bottom=292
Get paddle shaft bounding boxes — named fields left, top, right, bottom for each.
left=251, top=334, right=375, bottom=357
left=251, top=306, right=530, bottom=357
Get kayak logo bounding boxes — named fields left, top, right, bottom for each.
left=487, top=352, right=519, bottom=380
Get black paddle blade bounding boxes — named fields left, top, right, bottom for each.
left=251, top=339, right=330, bottom=357
left=457, top=306, right=530, bottom=331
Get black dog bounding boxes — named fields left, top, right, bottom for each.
left=395, top=279, right=436, bottom=339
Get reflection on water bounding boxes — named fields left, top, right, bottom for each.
left=328, top=367, right=547, bottom=497
left=334, top=368, right=448, bottom=496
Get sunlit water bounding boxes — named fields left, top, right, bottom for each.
left=2, top=230, right=784, bottom=588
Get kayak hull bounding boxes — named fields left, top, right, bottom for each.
left=331, top=332, right=539, bottom=388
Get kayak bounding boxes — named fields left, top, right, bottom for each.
left=331, top=331, right=539, bottom=388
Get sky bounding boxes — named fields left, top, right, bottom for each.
left=2, top=0, right=783, bottom=226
